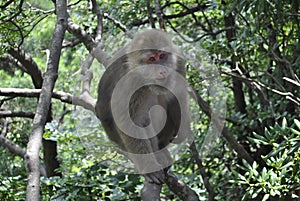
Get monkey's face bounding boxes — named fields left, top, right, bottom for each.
left=127, top=49, right=179, bottom=94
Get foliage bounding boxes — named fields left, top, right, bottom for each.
left=0, top=151, right=27, bottom=200
left=0, top=0, right=299, bottom=200
left=41, top=165, right=142, bottom=201
left=231, top=118, right=300, bottom=200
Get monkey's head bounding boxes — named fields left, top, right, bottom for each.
left=125, top=29, right=184, bottom=94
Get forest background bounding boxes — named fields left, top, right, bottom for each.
left=0, top=0, right=299, bottom=200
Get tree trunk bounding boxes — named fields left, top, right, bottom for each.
left=224, top=12, right=247, bottom=114
left=43, top=139, right=61, bottom=177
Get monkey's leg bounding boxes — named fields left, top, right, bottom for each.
left=126, top=151, right=166, bottom=184
left=121, top=135, right=166, bottom=184
left=140, top=150, right=173, bottom=201
left=141, top=181, right=162, bottom=201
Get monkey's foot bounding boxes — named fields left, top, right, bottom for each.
left=144, top=170, right=166, bottom=184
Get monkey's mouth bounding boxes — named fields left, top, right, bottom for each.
left=149, top=86, right=168, bottom=95
left=153, top=77, right=170, bottom=87
left=155, top=77, right=167, bottom=80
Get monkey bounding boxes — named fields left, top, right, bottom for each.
left=95, top=29, right=191, bottom=185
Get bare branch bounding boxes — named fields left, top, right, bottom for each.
left=71, top=93, right=96, bottom=113
left=81, top=55, right=94, bottom=94
left=56, top=108, right=71, bottom=129
left=0, top=88, right=41, bottom=97
left=0, top=87, right=96, bottom=113
left=154, top=0, right=165, bottom=30
left=0, top=0, right=14, bottom=9
left=0, top=135, right=26, bottom=158
left=91, top=0, right=103, bottom=42
left=147, top=0, right=156, bottom=28
left=8, top=47, right=43, bottom=88
left=163, top=3, right=207, bottom=20
left=165, top=171, right=200, bottom=201
left=62, top=38, right=81, bottom=48
left=0, top=54, right=27, bottom=74
left=8, top=20, right=25, bottom=46
left=0, top=111, right=35, bottom=118
left=131, top=4, right=207, bottom=27
left=0, top=134, right=47, bottom=177
left=103, top=13, right=128, bottom=33
left=67, top=13, right=111, bottom=67
left=75, top=54, right=97, bottom=113
left=222, top=70, right=300, bottom=106
left=25, top=0, right=67, bottom=200
left=0, top=118, right=11, bottom=136
left=141, top=172, right=200, bottom=200
left=283, top=77, right=300, bottom=87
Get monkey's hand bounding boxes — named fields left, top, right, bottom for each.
left=144, top=169, right=166, bottom=184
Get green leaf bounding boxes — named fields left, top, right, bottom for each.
left=242, top=159, right=253, bottom=170
left=280, top=161, right=294, bottom=170
left=261, top=167, right=267, bottom=179
left=262, top=194, right=270, bottom=201
left=281, top=117, right=287, bottom=130
left=265, top=146, right=285, bottom=159
left=264, top=128, right=272, bottom=141
left=43, top=131, right=51, bottom=138
left=252, top=188, right=262, bottom=199
left=294, top=119, right=300, bottom=130
left=291, top=128, right=300, bottom=136
left=242, top=191, right=250, bottom=201
left=253, top=132, right=268, bottom=142
left=247, top=137, right=269, bottom=145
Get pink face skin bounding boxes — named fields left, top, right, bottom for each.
left=146, top=50, right=168, bottom=64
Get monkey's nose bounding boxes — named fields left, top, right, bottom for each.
left=157, top=68, right=168, bottom=79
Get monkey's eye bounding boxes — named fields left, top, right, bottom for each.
left=147, top=56, right=156, bottom=63
left=149, top=57, right=156, bottom=62
left=159, top=52, right=167, bottom=60
left=146, top=51, right=168, bottom=64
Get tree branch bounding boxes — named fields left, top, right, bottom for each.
left=0, top=0, right=14, bottom=9
left=8, top=47, right=43, bottom=88
left=25, top=1, right=67, bottom=200
left=0, top=111, right=35, bottom=118
left=131, top=4, right=207, bottom=27
left=0, top=54, right=26, bottom=74
left=66, top=13, right=111, bottom=67
left=154, top=0, right=165, bottom=30
left=0, top=87, right=96, bottom=113
left=103, top=12, right=128, bottom=34
left=1, top=134, right=27, bottom=158
left=0, top=118, right=10, bottom=136
left=190, top=142, right=215, bottom=201
left=0, top=0, right=24, bottom=24
left=191, top=86, right=254, bottom=164
left=165, top=171, right=200, bottom=201
left=0, top=119, right=46, bottom=177
left=91, top=0, right=103, bottom=42
left=146, top=0, right=156, bottom=28
left=221, top=70, right=300, bottom=106
left=141, top=171, right=200, bottom=201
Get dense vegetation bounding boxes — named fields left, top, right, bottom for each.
left=0, top=0, right=299, bottom=200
